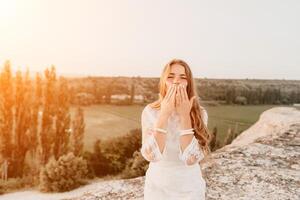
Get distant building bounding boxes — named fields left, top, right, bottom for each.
left=75, top=92, right=96, bottom=105
left=133, top=95, right=144, bottom=103
left=111, top=94, right=144, bottom=104
left=111, top=94, right=131, bottom=100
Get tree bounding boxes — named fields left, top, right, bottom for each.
left=130, top=78, right=135, bottom=104
left=89, top=139, right=109, bottom=177
left=13, top=69, right=32, bottom=177
left=29, top=73, right=43, bottom=154
left=40, top=66, right=57, bottom=165
left=209, top=126, right=221, bottom=151
left=225, top=86, right=236, bottom=104
left=0, top=61, right=14, bottom=176
left=25, top=72, right=42, bottom=181
left=72, top=107, right=85, bottom=157
left=53, top=77, right=71, bottom=160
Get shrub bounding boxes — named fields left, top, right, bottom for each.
left=39, top=152, right=88, bottom=192
left=209, top=126, right=222, bottom=151
left=224, top=128, right=239, bottom=146
left=88, top=128, right=142, bottom=177
left=235, top=96, right=248, bottom=105
left=0, top=177, right=25, bottom=194
left=101, top=128, right=141, bottom=175
left=120, top=150, right=149, bottom=179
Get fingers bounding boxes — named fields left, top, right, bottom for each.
left=179, top=84, right=184, bottom=103
left=175, top=87, right=180, bottom=107
left=178, top=85, right=183, bottom=104
left=166, top=85, right=176, bottom=102
left=165, top=86, right=174, bottom=102
left=170, top=85, right=177, bottom=106
left=171, top=85, right=178, bottom=106
left=182, top=85, right=189, bottom=101
left=164, top=85, right=173, bottom=100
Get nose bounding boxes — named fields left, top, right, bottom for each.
left=173, top=76, right=180, bottom=84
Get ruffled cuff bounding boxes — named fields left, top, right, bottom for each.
left=178, top=136, right=204, bottom=166
left=140, top=128, right=164, bottom=162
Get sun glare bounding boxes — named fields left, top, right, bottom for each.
left=0, top=0, right=18, bottom=22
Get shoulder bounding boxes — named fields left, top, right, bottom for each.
left=199, top=106, right=208, bottom=119
left=141, top=104, right=158, bottom=119
left=141, top=104, right=150, bottom=116
left=199, top=106, right=208, bottom=125
left=199, top=105, right=207, bottom=113
left=142, top=104, right=152, bottom=114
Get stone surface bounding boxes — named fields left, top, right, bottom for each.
left=60, top=177, right=145, bottom=200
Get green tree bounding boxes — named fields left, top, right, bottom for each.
left=40, top=66, right=57, bottom=165
left=72, top=107, right=85, bottom=157
left=13, top=69, right=32, bottom=177
left=0, top=61, right=14, bottom=172
left=53, top=77, right=71, bottom=160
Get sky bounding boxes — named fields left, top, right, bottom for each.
left=0, top=0, right=299, bottom=79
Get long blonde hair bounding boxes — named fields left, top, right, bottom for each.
left=149, top=59, right=212, bottom=156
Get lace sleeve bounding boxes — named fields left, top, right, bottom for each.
left=140, top=106, right=164, bottom=162
left=178, top=108, right=208, bottom=166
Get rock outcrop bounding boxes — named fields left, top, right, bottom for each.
left=202, top=107, right=300, bottom=200
left=62, top=106, right=300, bottom=200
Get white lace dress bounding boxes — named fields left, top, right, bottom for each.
left=140, top=104, right=208, bottom=200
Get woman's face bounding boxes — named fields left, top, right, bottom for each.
left=165, top=64, right=188, bottom=91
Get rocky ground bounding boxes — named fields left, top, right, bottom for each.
left=202, top=107, right=300, bottom=200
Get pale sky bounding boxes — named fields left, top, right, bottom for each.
left=0, top=0, right=299, bottom=79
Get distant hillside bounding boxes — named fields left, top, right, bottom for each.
left=65, top=76, right=300, bottom=105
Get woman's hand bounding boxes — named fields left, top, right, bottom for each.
left=175, top=84, right=196, bottom=118
left=160, top=84, right=176, bottom=117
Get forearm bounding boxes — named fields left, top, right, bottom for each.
left=179, top=114, right=193, bottom=152
left=153, top=113, right=169, bottom=153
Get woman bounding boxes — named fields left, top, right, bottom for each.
left=140, top=59, right=212, bottom=200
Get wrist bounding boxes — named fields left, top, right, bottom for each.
left=179, top=114, right=192, bottom=129
left=179, top=112, right=190, bottom=120
left=159, top=112, right=170, bottom=120
left=155, top=112, right=169, bottom=130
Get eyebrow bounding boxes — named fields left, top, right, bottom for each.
left=169, top=73, right=186, bottom=76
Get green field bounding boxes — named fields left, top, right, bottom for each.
left=205, top=105, right=279, bottom=143
left=71, top=104, right=287, bottom=151
left=70, top=105, right=144, bottom=151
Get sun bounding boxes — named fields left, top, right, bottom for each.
left=0, top=0, right=18, bottom=22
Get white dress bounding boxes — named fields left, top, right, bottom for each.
left=140, top=104, right=208, bottom=200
